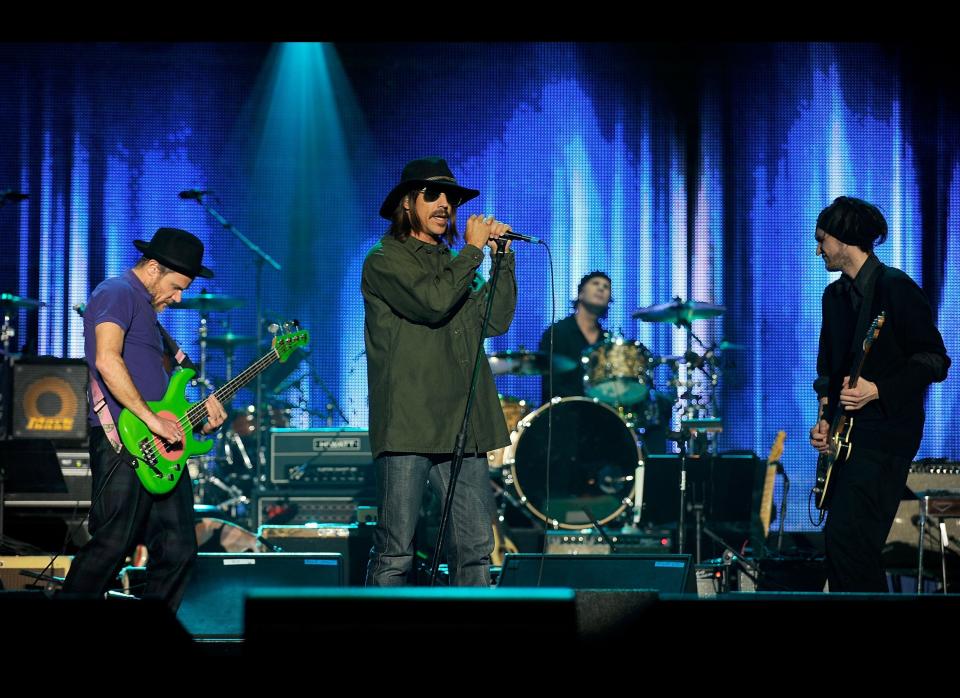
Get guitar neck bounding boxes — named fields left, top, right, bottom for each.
left=830, top=329, right=878, bottom=426
left=759, top=431, right=785, bottom=537
left=184, top=349, right=279, bottom=429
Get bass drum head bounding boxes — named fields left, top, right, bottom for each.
left=510, top=397, right=641, bottom=530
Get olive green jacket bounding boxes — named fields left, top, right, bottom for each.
left=362, top=234, right=517, bottom=457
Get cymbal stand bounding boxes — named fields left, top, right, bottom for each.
left=0, top=307, right=20, bottom=358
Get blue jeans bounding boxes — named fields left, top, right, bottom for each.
left=366, top=453, right=494, bottom=587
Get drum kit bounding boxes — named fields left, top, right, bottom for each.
left=487, top=297, right=740, bottom=537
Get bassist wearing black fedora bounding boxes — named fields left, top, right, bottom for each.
left=61, top=227, right=228, bottom=609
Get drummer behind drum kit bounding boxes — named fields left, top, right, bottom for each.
left=486, top=297, right=740, bottom=547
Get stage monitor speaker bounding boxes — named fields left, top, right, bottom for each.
left=176, top=552, right=344, bottom=639
left=244, top=587, right=577, bottom=659
left=12, top=357, right=88, bottom=444
left=497, top=553, right=696, bottom=594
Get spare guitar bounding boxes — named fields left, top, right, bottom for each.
left=760, top=431, right=786, bottom=539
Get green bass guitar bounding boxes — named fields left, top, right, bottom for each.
left=117, top=328, right=309, bottom=495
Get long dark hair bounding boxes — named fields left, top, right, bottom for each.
left=387, top=190, right=458, bottom=246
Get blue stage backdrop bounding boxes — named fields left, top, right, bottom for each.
left=0, top=42, right=957, bottom=531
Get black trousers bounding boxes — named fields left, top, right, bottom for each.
left=60, top=427, right=197, bottom=610
left=823, top=444, right=911, bottom=592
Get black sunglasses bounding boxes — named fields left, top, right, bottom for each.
left=418, top=187, right=461, bottom=207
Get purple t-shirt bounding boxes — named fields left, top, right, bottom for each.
left=85, top=269, right=169, bottom=426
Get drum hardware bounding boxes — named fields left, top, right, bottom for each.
left=167, top=292, right=245, bottom=313
left=199, top=472, right=249, bottom=508
left=666, top=425, right=694, bottom=555
left=1, top=293, right=43, bottom=357
left=631, top=297, right=726, bottom=325
left=488, top=349, right=578, bottom=376
left=633, top=297, right=738, bottom=458
left=487, top=394, right=530, bottom=470
left=490, top=469, right=542, bottom=527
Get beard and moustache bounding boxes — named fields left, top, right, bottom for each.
left=580, top=300, right=609, bottom=318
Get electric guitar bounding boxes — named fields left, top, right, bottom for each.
left=812, top=312, right=885, bottom=511
left=760, top=431, right=786, bottom=539
left=118, top=327, right=309, bottom=495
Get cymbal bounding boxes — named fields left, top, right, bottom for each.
left=488, top=350, right=579, bottom=376
left=205, top=333, right=257, bottom=348
left=0, top=292, right=43, bottom=311
left=169, top=293, right=245, bottom=312
left=632, top=298, right=725, bottom=325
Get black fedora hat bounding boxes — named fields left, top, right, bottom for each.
left=379, top=157, right=480, bottom=220
left=133, top=227, right=214, bottom=279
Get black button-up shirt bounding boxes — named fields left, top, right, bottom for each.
left=814, top=255, right=950, bottom=456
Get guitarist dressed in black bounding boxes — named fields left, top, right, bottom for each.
left=61, top=228, right=227, bottom=610
left=809, top=197, right=949, bottom=592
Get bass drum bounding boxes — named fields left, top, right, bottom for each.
left=508, top=397, right=642, bottom=530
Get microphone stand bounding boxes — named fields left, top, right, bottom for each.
left=309, top=368, right=349, bottom=426
left=429, top=242, right=508, bottom=586
left=185, top=194, right=281, bottom=482
left=667, top=426, right=693, bottom=555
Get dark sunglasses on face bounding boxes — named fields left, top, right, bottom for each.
left=418, top=187, right=461, bottom=207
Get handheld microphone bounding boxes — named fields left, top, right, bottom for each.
left=498, top=230, right=542, bottom=244
left=178, top=189, right=211, bottom=200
